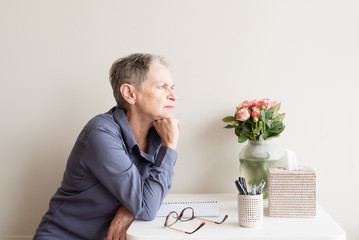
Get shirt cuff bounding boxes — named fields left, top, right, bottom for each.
left=154, top=146, right=177, bottom=169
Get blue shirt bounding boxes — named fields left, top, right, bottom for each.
left=33, top=107, right=177, bottom=240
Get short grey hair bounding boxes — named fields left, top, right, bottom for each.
left=109, top=53, right=169, bottom=110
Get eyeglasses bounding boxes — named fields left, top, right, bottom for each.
left=164, top=207, right=228, bottom=234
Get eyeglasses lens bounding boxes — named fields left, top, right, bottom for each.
left=180, top=207, right=194, bottom=221
left=166, top=212, right=178, bottom=227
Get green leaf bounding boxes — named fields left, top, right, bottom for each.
left=243, top=131, right=253, bottom=140
left=224, top=124, right=235, bottom=129
left=271, top=120, right=282, bottom=127
left=260, top=110, right=274, bottom=124
left=272, top=112, right=278, bottom=119
left=242, top=123, right=251, bottom=133
left=238, top=134, right=248, bottom=143
left=235, top=128, right=241, bottom=137
left=265, top=110, right=274, bottom=121
left=222, top=116, right=236, bottom=122
left=277, top=125, right=285, bottom=134
left=272, top=113, right=285, bottom=122
left=267, top=124, right=285, bottom=138
left=270, top=102, right=281, bottom=112
left=270, top=121, right=283, bottom=133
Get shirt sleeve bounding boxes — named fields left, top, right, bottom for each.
left=82, top=127, right=177, bottom=221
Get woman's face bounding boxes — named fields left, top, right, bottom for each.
left=135, top=63, right=177, bottom=121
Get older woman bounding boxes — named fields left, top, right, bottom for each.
left=33, top=53, right=180, bottom=240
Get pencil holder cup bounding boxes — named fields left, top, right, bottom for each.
left=238, top=193, right=263, bottom=227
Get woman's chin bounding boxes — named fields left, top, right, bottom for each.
left=156, top=113, right=174, bottom=120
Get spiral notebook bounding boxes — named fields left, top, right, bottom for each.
left=156, top=200, right=220, bottom=217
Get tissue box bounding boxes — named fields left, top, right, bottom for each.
left=268, top=166, right=316, bottom=217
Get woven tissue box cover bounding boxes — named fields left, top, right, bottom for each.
left=268, top=166, right=316, bottom=217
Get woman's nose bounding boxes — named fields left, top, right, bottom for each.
left=168, top=90, right=177, bottom=101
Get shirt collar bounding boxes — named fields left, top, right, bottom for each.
left=113, top=107, right=137, bottom=152
left=112, top=107, right=162, bottom=163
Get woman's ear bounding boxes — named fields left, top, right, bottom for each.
left=120, top=84, right=136, bottom=105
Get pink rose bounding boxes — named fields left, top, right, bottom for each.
left=271, top=100, right=278, bottom=107
left=250, top=100, right=259, bottom=108
left=236, top=107, right=251, bottom=121
left=259, top=98, right=273, bottom=110
left=251, top=106, right=261, bottom=118
left=236, top=100, right=251, bottom=111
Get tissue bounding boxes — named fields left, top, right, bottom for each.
left=279, top=149, right=298, bottom=170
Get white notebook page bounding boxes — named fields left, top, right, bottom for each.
left=156, top=201, right=220, bottom=217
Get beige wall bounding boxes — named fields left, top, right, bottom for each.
left=1, top=0, right=358, bottom=239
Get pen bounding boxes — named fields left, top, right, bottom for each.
left=235, top=180, right=247, bottom=195
left=251, top=183, right=257, bottom=195
left=235, top=180, right=242, bottom=194
left=242, top=178, right=248, bottom=194
left=238, top=177, right=248, bottom=195
left=257, top=180, right=266, bottom=194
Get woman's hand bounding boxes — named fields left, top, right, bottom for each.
left=153, top=118, right=180, bottom=150
left=104, top=205, right=135, bottom=240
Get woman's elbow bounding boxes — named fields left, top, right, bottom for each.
left=136, top=208, right=157, bottom=221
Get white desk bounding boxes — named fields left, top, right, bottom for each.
left=126, top=194, right=346, bottom=240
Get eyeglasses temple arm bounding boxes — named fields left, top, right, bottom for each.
left=196, top=214, right=228, bottom=224
left=184, top=222, right=206, bottom=234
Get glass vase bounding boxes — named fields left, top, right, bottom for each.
left=239, top=140, right=283, bottom=199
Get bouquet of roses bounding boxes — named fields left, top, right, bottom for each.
left=222, top=98, right=285, bottom=143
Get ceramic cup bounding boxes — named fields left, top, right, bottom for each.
left=238, top=193, right=263, bottom=227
